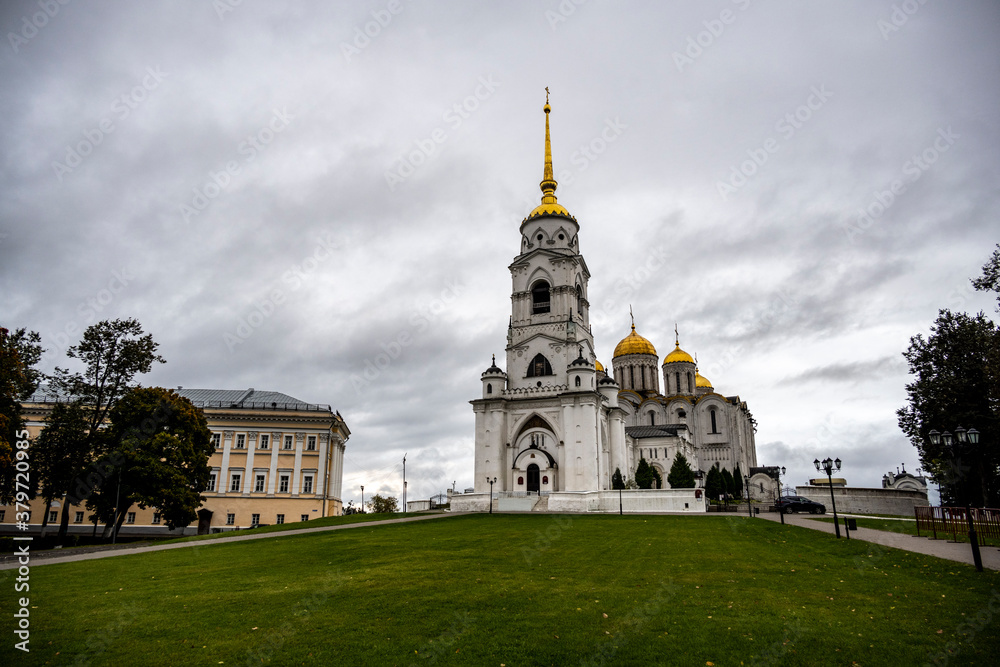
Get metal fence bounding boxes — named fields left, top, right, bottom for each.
left=914, top=506, right=1000, bottom=546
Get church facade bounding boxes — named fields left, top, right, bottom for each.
left=466, top=97, right=757, bottom=509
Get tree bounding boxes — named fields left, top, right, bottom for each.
left=611, top=467, right=625, bottom=490
left=721, top=467, right=735, bottom=499
left=667, top=452, right=695, bottom=489
left=705, top=464, right=724, bottom=501
left=897, top=309, right=999, bottom=506
left=972, top=243, right=1000, bottom=310
left=368, top=494, right=398, bottom=513
left=85, top=387, right=213, bottom=535
left=37, top=319, right=165, bottom=541
left=634, top=457, right=656, bottom=489
left=0, top=327, right=43, bottom=505
left=733, top=463, right=744, bottom=499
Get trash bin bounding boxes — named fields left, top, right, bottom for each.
left=846, top=518, right=857, bottom=531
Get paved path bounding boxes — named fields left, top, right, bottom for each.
left=759, top=512, right=1000, bottom=571
left=0, top=513, right=464, bottom=570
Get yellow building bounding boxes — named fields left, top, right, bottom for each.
left=1, top=387, right=349, bottom=536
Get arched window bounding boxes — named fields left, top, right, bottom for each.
left=486, top=383, right=492, bottom=395
left=649, top=411, right=655, bottom=425
left=710, top=408, right=718, bottom=434
left=674, top=372, right=680, bottom=393
left=629, top=366, right=635, bottom=388
left=531, top=281, right=550, bottom=314
left=575, top=376, right=581, bottom=387
left=575, top=284, right=583, bottom=315
left=527, top=353, right=553, bottom=377
left=687, top=372, right=692, bottom=393
left=641, top=366, right=646, bottom=390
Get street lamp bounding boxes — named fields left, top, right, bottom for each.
left=778, top=466, right=787, bottom=525
left=360, top=485, right=364, bottom=514
left=744, top=474, right=752, bottom=518
left=814, top=457, right=842, bottom=538
left=486, top=477, right=497, bottom=514
left=927, top=426, right=983, bottom=572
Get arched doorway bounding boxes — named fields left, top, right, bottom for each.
left=527, top=464, right=540, bottom=493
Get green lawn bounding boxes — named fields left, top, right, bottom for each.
left=157, top=511, right=423, bottom=544
left=813, top=516, right=921, bottom=537
left=4, top=514, right=999, bottom=666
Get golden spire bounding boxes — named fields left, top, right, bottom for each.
left=540, top=87, right=558, bottom=204
left=675, top=322, right=679, bottom=347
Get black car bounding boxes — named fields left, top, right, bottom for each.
left=775, top=495, right=826, bottom=514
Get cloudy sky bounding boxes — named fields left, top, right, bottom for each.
left=3, top=1, right=998, bottom=506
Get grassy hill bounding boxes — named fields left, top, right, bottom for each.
left=3, top=513, right=998, bottom=666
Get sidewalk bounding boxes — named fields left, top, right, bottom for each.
left=0, top=512, right=463, bottom=570
left=760, top=512, right=1000, bottom=571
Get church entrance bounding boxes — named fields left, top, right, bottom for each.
left=527, top=464, right=540, bottom=493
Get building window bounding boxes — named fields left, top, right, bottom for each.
left=487, top=383, right=492, bottom=394
left=126, top=512, right=136, bottom=524
left=207, top=473, right=217, bottom=492
left=74, top=511, right=84, bottom=523
left=303, top=475, right=313, bottom=494
left=152, top=512, right=161, bottom=524
left=526, top=353, right=553, bottom=377
left=283, top=435, right=293, bottom=450
left=687, top=372, right=692, bottom=393
left=575, top=376, right=581, bottom=387
left=301, top=515, right=309, bottom=522
left=226, top=513, right=235, bottom=526
left=211, top=433, right=221, bottom=449
left=649, top=411, right=655, bottom=425
left=236, top=434, right=246, bottom=449
left=710, top=409, right=718, bottom=434
left=251, top=514, right=260, bottom=527
left=575, top=284, right=582, bottom=314
left=255, top=474, right=266, bottom=492
left=531, top=280, right=551, bottom=314
left=0, top=510, right=5, bottom=522
left=279, top=475, right=290, bottom=493
left=629, top=366, right=634, bottom=388
left=259, top=434, right=270, bottom=450
left=674, top=372, right=680, bottom=394
left=307, top=435, right=316, bottom=451
left=48, top=510, right=58, bottom=523
left=230, top=474, right=242, bottom=493
left=276, top=514, right=285, bottom=525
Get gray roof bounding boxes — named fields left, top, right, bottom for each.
left=625, top=424, right=687, bottom=439
left=28, top=385, right=331, bottom=413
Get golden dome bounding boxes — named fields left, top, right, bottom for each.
left=613, top=325, right=658, bottom=358
left=695, top=371, right=713, bottom=389
left=664, top=344, right=694, bottom=365
left=595, top=359, right=605, bottom=372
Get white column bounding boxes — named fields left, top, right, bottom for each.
left=267, top=432, right=281, bottom=495
left=219, top=431, right=233, bottom=495
left=244, top=432, right=257, bottom=496
left=291, top=433, right=305, bottom=495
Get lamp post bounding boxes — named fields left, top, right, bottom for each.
left=744, top=474, right=752, bottom=518
left=360, top=485, right=364, bottom=514
left=487, top=477, right=497, bottom=514
left=778, top=466, right=787, bottom=525
left=814, top=457, right=842, bottom=538
left=928, top=427, right=983, bottom=572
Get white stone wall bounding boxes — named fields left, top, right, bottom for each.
left=548, top=489, right=706, bottom=513
left=795, top=486, right=929, bottom=516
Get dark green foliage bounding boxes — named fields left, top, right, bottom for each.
left=896, top=309, right=999, bottom=506
left=368, top=494, right=398, bottom=513
left=667, top=452, right=696, bottom=489
left=721, top=467, right=735, bottom=496
left=86, top=387, right=214, bottom=533
left=0, top=327, right=43, bottom=505
left=611, top=467, right=625, bottom=490
left=705, top=464, right=724, bottom=501
left=634, top=457, right=655, bottom=489
left=36, top=319, right=165, bottom=541
left=733, top=463, right=744, bottom=499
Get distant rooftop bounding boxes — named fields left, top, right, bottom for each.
left=28, top=386, right=332, bottom=413
left=625, top=424, right=687, bottom=439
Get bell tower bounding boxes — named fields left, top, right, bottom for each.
left=506, top=91, right=596, bottom=390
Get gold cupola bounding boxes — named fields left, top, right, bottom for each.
left=663, top=325, right=694, bottom=365
left=613, top=324, right=658, bottom=358
left=523, top=88, right=576, bottom=223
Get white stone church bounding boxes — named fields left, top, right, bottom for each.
left=457, top=96, right=758, bottom=512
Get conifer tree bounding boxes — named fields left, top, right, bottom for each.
left=667, top=452, right=695, bottom=489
